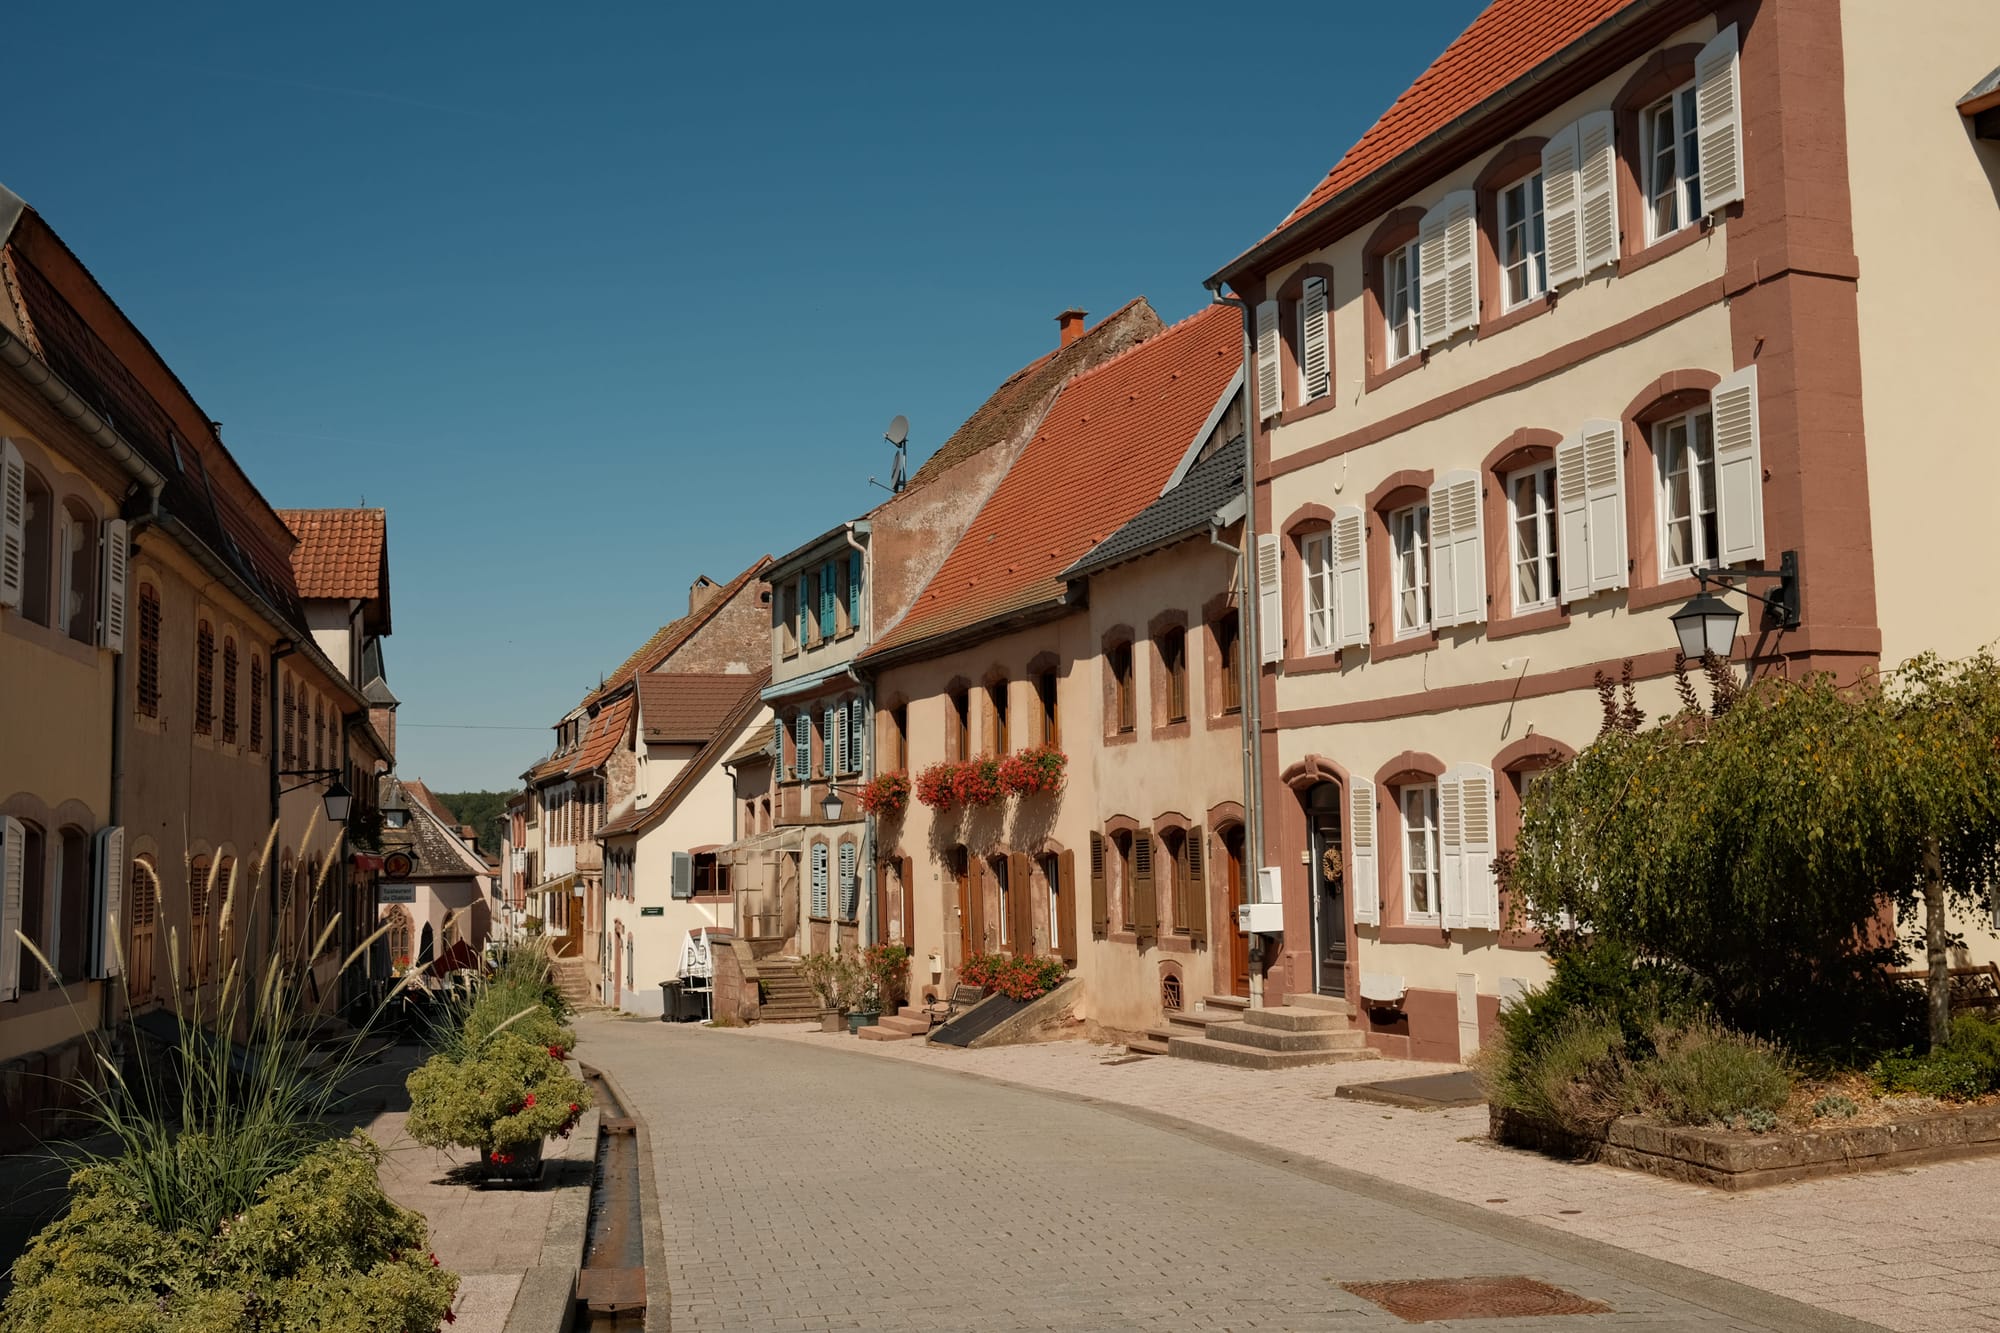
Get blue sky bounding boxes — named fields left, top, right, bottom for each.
left=9, top=0, right=1483, bottom=793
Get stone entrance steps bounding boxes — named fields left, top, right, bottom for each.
left=1160, top=993, right=1380, bottom=1070
left=1130, top=994, right=1249, bottom=1056
left=857, top=1005, right=933, bottom=1042
left=753, top=958, right=824, bottom=1022
left=550, top=955, right=600, bottom=1010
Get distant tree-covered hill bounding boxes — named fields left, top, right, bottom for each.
left=430, top=790, right=511, bottom=858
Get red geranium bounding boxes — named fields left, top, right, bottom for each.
left=950, top=756, right=1004, bottom=807
left=997, top=743, right=1066, bottom=797
left=915, top=762, right=958, bottom=810
left=859, top=771, right=910, bottom=817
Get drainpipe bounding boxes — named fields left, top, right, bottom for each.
left=842, top=525, right=876, bottom=949
left=1206, top=285, right=1267, bottom=1009
left=102, top=501, right=154, bottom=1039
left=268, top=639, right=295, bottom=964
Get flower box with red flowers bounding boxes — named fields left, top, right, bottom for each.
left=950, top=756, right=1005, bottom=807
left=914, top=762, right=958, bottom=810
left=859, top=771, right=910, bottom=817
left=997, top=743, right=1066, bottom=798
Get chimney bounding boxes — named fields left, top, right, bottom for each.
left=689, top=575, right=720, bottom=615
left=1056, top=308, right=1088, bottom=347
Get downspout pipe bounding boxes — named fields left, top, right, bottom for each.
left=1206, top=287, right=1267, bottom=1008
left=269, top=639, right=295, bottom=964
left=841, top=524, right=877, bottom=949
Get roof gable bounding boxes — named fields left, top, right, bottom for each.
left=277, top=509, right=390, bottom=628
left=638, top=673, right=759, bottom=744
left=580, top=555, right=770, bottom=709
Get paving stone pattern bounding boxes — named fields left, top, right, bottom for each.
left=580, top=1015, right=1851, bottom=1332
left=734, top=1024, right=2000, bottom=1333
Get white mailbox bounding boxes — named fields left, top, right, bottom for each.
left=1237, top=901, right=1285, bottom=934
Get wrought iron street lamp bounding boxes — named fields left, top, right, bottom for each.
left=1670, top=550, right=1801, bottom=659
left=279, top=768, right=354, bottom=825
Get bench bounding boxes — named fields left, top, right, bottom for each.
left=1888, top=963, right=2000, bottom=1015
left=925, top=983, right=986, bottom=1027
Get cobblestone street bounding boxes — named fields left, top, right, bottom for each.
left=579, top=1015, right=1865, bottom=1332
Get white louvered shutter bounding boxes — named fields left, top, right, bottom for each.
left=99, top=518, right=129, bottom=653
left=1711, top=365, right=1764, bottom=566
left=1417, top=203, right=1451, bottom=349
left=0, top=439, right=25, bottom=609
left=1578, top=110, right=1620, bottom=274
left=1695, top=24, right=1744, bottom=213
left=1332, top=505, right=1369, bottom=650
left=1540, top=123, right=1584, bottom=289
left=1348, top=781, right=1378, bottom=926
left=1439, top=775, right=1466, bottom=930
left=1257, top=532, right=1283, bottom=663
left=1582, top=419, right=1628, bottom=593
left=1441, top=190, right=1478, bottom=339
left=93, top=825, right=125, bottom=978
left=1, top=817, right=23, bottom=1001
left=1299, top=276, right=1330, bottom=402
left=811, top=844, right=829, bottom=919
left=1555, top=433, right=1590, bottom=606
left=1458, top=765, right=1499, bottom=929
left=832, top=705, right=847, bottom=775
left=1427, top=470, right=1486, bottom=627
left=839, top=842, right=858, bottom=919
left=1254, top=300, right=1282, bottom=421
left=848, top=698, right=864, bottom=773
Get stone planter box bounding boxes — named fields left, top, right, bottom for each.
left=1492, top=1101, right=2000, bottom=1190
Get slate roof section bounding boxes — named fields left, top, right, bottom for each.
left=379, top=777, right=488, bottom=880
left=867, top=304, right=1243, bottom=659
left=599, top=668, right=770, bottom=838
left=1963, top=65, right=2000, bottom=115
left=569, top=694, right=635, bottom=774
left=581, top=556, right=771, bottom=710
left=1061, top=445, right=1246, bottom=581
left=904, top=300, right=1163, bottom=491
left=277, top=508, right=389, bottom=615
left=638, top=673, right=757, bottom=744
left=1228, top=0, right=1642, bottom=264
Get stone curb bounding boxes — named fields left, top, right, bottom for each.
left=501, top=1060, right=598, bottom=1333
left=733, top=1030, right=1886, bottom=1333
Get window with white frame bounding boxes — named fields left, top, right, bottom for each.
left=1300, top=529, right=1335, bottom=654
left=1391, top=504, right=1430, bottom=636
left=1644, top=83, right=1702, bottom=242
left=1402, top=784, right=1440, bottom=923
left=1384, top=242, right=1421, bottom=365
left=1499, top=173, right=1547, bottom=308
left=1656, top=407, right=1718, bottom=575
left=1507, top=462, right=1559, bottom=612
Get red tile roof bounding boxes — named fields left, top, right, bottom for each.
left=638, top=673, right=761, bottom=744
left=277, top=508, right=387, bottom=600
left=581, top=556, right=771, bottom=709
left=400, top=779, right=455, bottom=824
left=1254, top=0, right=1641, bottom=252
left=568, top=694, right=634, bottom=774
left=868, top=304, right=1242, bottom=658
left=600, top=669, right=770, bottom=838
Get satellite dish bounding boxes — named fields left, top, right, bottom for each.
left=884, top=415, right=909, bottom=447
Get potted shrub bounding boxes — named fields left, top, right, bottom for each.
left=799, top=951, right=845, bottom=1032
left=914, top=761, right=958, bottom=811
left=859, top=771, right=910, bottom=818
left=864, top=942, right=911, bottom=1014
left=406, top=1032, right=591, bottom=1182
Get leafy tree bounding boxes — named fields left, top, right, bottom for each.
left=1506, top=651, right=2000, bottom=1057
left=431, top=789, right=512, bottom=857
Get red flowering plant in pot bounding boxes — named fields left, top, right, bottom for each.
left=958, top=953, right=1068, bottom=1002
left=859, top=771, right=910, bottom=818
left=914, top=762, right=958, bottom=811
left=950, top=756, right=1005, bottom=808
left=997, top=743, right=1066, bottom=798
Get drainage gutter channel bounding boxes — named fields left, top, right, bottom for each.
left=575, top=1063, right=667, bottom=1332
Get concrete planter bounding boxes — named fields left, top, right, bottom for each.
left=1492, top=1101, right=2000, bottom=1190
left=820, top=1010, right=844, bottom=1034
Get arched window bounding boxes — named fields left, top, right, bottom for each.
left=194, top=620, right=216, bottom=735
left=127, top=855, right=158, bottom=1005
left=222, top=636, right=239, bottom=745
left=248, top=655, right=264, bottom=751
left=19, top=468, right=52, bottom=625
left=137, top=583, right=162, bottom=717
left=58, top=500, right=95, bottom=643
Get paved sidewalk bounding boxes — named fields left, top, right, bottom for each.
left=585, top=1014, right=1863, bottom=1332
left=733, top=1022, right=2000, bottom=1333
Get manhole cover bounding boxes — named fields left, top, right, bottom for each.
left=1341, top=1276, right=1610, bottom=1322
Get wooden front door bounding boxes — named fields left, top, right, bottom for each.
left=1308, top=783, right=1347, bottom=996
left=1222, top=826, right=1250, bottom=999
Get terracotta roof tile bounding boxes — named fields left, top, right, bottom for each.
left=599, top=669, right=770, bottom=838
left=581, top=556, right=770, bottom=709
left=569, top=694, right=634, bottom=774
left=277, top=508, right=387, bottom=601
left=1258, top=0, right=1642, bottom=249
left=638, top=673, right=759, bottom=744
left=868, top=304, right=1242, bottom=658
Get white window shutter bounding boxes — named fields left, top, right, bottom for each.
left=1711, top=365, right=1764, bottom=565
left=839, top=842, right=858, bottom=919
left=832, top=704, right=848, bottom=774
left=1695, top=24, right=1744, bottom=212
left=1439, top=774, right=1467, bottom=929
left=1555, top=433, right=1590, bottom=606
left=1332, top=505, right=1369, bottom=649
left=1254, top=300, right=1283, bottom=421
left=93, top=825, right=125, bottom=979
left=1458, top=766, right=1499, bottom=929
left=1581, top=418, right=1628, bottom=593
left=1417, top=204, right=1451, bottom=348
left=1299, top=277, right=1330, bottom=401
left=1256, top=532, right=1283, bottom=663
left=1540, top=123, right=1584, bottom=288
left=1442, top=190, right=1478, bottom=338
left=1349, top=780, right=1378, bottom=926
left=1427, top=477, right=1459, bottom=628
left=99, top=518, right=129, bottom=653
left=1578, top=110, right=1620, bottom=274
left=1, top=816, right=23, bottom=1001
left=0, top=439, right=25, bottom=610
left=811, top=844, right=829, bottom=918
left=849, top=698, right=864, bottom=773
left=1427, top=470, right=1485, bottom=627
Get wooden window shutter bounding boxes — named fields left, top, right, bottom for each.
left=1555, top=432, right=1590, bottom=606
left=92, top=825, right=124, bottom=980
left=1008, top=852, right=1032, bottom=954
left=1256, top=533, right=1283, bottom=663
left=1057, top=849, right=1077, bottom=964
left=900, top=855, right=916, bottom=948
left=0, top=440, right=24, bottom=609
left=1695, top=24, right=1744, bottom=212
left=1580, top=418, right=1628, bottom=593
left=1299, top=276, right=1330, bottom=401
left=847, top=550, right=862, bottom=624
left=1349, top=781, right=1379, bottom=926
left=795, top=714, right=811, bottom=779
left=1417, top=203, right=1451, bottom=348
left=1427, top=470, right=1486, bottom=627
left=1254, top=300, right=1282, bottom=421
left=1711, top=365, right=1764, bottom=566
left=1577, top=110, right=1620, bottom=274
left=1, top=816, right=23, bottom=1001
left=1186, top=826, right=1207, bottom=947
left=1089, top=832, right=1108, bottom=936
left=848, top=698, right=864, bottom=773
left=1540, top=122, right=1584, bottom=288
left=1440, top=190, right=1479, bottom=340
left=98, top=518, right=129, bottom=652
left=1439, top=773, right=1467, bottom=929
left=797, top=576, right=810, bottom=643
left=829, top=705, right=844, bottom=778
left=819, top=561, right=837, bottom=638
left=1459, top=765, right=1499, bottom=929
left=839, top=842, right=859, bottom=920
left=809, top=844, right=828, bottom=917
left=1133, top=831, right=1157, bottom=934
left=1332, top=506, right=1369, bottom=649
left=969, top=856, right=988, bottom=953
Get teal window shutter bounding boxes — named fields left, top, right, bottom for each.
left=848, top=698, right=864, bottom=773
left=811, top=844, right=829, bottom=918
left=794, top=714, right=810, bottom=778
left=823, top=705, right=836, bottom=776
left=838, top=842, right=858, bottom=920
left=847, top=550, right=862, bottom=624
left=797, top=576, right=809, bottom=643
left=819, top=561, right=837, bottom=637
